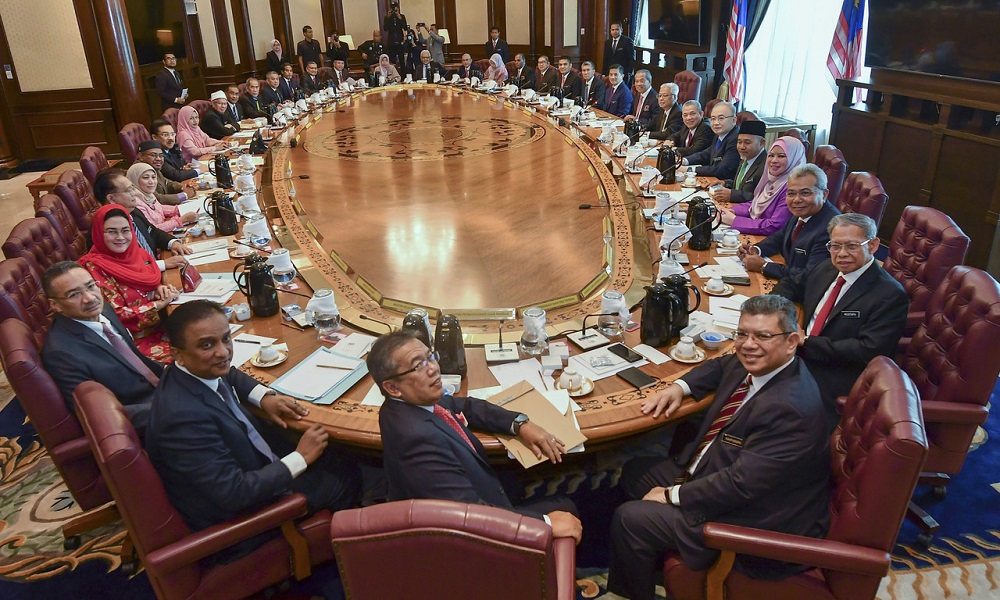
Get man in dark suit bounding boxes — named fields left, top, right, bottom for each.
left=535, top=56, right=558, bottom=95
left=329, top=58, right=350, bottom=88
left=664, top=100, right=713, bottom=157
left=260, top=71, right=284, bottom=107
left=741, top=164, right=841, bottom=281
left=681, top=100, right=741, bottom=180
left=604, top=65, right=633, bottom=118
left=223, top=85, right=244, bottom=122
left=625, top=69, right=659, bottom=128
left=607, top=295, right=830, bottom=600
left=579, top=61, right=606, bottom=110
left=414, top=49, right=447, bottom=82
left=358, top=29, right=384, bottom=69
left=457, top=53, right=483, bottom=81
left=368, top=331, right=582, bottom=542
left=300, top=61, right=323, bottom=93
left=484, top=25, right=510, bottom=64
left=555, top=56, right=582, bottom=100
left=42, top=262, right=165, bottom=430
left=773, top=213, right=908, bottom=430
left=145, top=300, right=361, bottom=563
left=200, top=90, right=240, bottom=139
left=710, top=119, right=767, bottom=203
left=153, top=53, right=187, bottom=112
left=136, top=140, right=198, bottom=210
left=647, top=83, right=683, bottom=137
left=150, top=119, right=198, bottom=182
left=278, top=63, right=298, bottom=101
left=604, top=21, right=635, bottom=83
left=505, top=53, right=531, bottom=89
left=239, top=78, right=269, bottom=121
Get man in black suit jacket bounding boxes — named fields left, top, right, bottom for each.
left=329, top=59, right=351, bottom=88
left=485, top=26, right=510, bottom=64
left=414, top=50, right=448, bottom=81
left=42, top=262, right=165, bottom=430
left=604, top=65, right=634, bottom=118
left=456, top=53, right=482, bottom=81
left=579, top=61, right=606, bottom=110
left=555, top=56, right=582, bottom=99
left=603, top=21, right=635, bottom=82
left=260, top=71, right=284, bottom=107
left=300, top=61, right=323, bottom=93
left=150, top=119, right=198, bottom=182
left=626, top=69, right=659, bottom=128
left=711, top=119, right=766, bottom=203
left=368, top=331, right=582, bottom=542
left=773, top=213, right=908, bottom=430
left=535, top=56, right=558, bottom=95
left=153, top=53, right=187, bottom=112
left=145, top=301, right=361, bottom=563
left=608, top=295, right=830, bottom=600
left=682, top=101, right=741, bottom=179
left=278, top=64, right=298, bottom=102
left=663, top=100, right=713, bottom=158
left=646, top=82, right=682, bottom=137
left=742, top=164, right=841, bottom=281
left=200, top=91, right=240, bottom=139
left=508, top=53, right=535, bottom=89
left=239, top=78, right=269, bottom=121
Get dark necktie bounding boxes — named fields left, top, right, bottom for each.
left=810, top=276, right=847, bottom=336
left=230, top=104, right=239, bottom=121
left=584, top=81, right=590, bottom=102
left=101, top=323, right=159, bottom=387
left=686, top=130, right=694, bottom=146
left=173, top=70, right=181, bottom=86
left=433, top=404, right=475, bottom=451
left=606, top=86, right=614, bottom=108
left=676, top=375, right=752, bottom=484
left=217, top=380, right=279, bottom=462
left=612, top=39, right=618, bottom=54
left=715, top=137, right=723, bottom=153
left=790, top=219, right=805, bottom=244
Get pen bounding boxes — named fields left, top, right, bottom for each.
left=316, top=363, right=352, bottom=370
left=234, top=339, right=261, bottom=344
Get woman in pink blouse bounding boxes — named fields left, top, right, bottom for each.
left=127, top=163, right=197, bottom=232
left=176, top=105, right=226, bottom=163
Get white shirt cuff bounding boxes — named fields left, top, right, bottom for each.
left=281, top=452, right=308, bottom=478
left=167, top=238, right=181, bottom=251
left=543, top=514, right=551, bottom=526
left=156, top=259, right=166, bottom=272
left=247, top=384, right=272, bottom=407
left=674, top=379, right=692, bottom=396
left=670, top=485, right=681, bottom=505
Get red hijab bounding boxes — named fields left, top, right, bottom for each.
left=79, top=204, right=162, bottom=290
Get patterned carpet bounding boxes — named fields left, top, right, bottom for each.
left=1, top=371, right=997, bottom=599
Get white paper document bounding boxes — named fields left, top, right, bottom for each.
left=273, top=348, right=365, bottom=400
left=360, top=383, right=385, bottom=407
left=331, top=333, right=377, bottom=358
left=488, top=358, right=546, bottom=392
left=187, top=248, right=231, bottom=266
left=568, top=346, right=649, bottom=381
left=231, top=333, right=277, bottom=367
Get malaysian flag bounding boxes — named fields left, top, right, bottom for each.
left=827, top=0, right=867, bottom=92
left=723, top=0, right=748, bottom=105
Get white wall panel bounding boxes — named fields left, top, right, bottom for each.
left=0, top=0, right=92, bottom=91
left=342, top=0, right=380, bottom=50
left=246, top=0, right=274, bottom=61
left=405, top=0, right=436, bottom=27
left=455, top=0, right=489, bottom=45
left=507, top=0, right=531, bottom=45
left=288, top=0, right=325, bottom=54
left=544, top=0, right=551, bottom=46
left=196, top=0, right=221, bottom=67
left=563, top=1, right=578, bottom=47
left=225, top=0, right=241, bottom=64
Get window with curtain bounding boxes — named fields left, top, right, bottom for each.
left=742, top=0, right=869, bottom=144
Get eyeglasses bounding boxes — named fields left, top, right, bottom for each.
left=826, top=239, right=873, bottom=253
left=709, top=115, right=735, bottom=122
left=385, top=350, right=440, bottom=380
left=52, top=280, right=100, bottom=301
left=114, top=184, right=140, bottom=196
left=143, top=152, right=165, bottom=159
left=733, top=330, right=794, bottom=343
left=786, top=188, right=821, bottom=199
left=104, top=227, right=132, bottom=238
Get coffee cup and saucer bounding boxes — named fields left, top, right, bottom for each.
left=669, top=336, right=706, bottom=364
left=554, top=367, right=595, bottom=397
left=251, top=343, right=288, bottom=367
left=703, top=277, right=734, bottom=297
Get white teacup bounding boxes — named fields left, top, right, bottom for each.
left=707, top=277, right=725, bottom=292
left=559, top=368, right=584, bottom=391
left=238, top=155, right=254, bottom=171
left=259, top=344, right=279, bottom=362
left=675, top=336, right=696, bottom=358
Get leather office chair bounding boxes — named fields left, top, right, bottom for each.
left=162, top=107, right=180, bottom=130
left=189, top=99, right=212, bottom=120
left=673, top=70, right=701, bottom=103
left=52, top=169, right=100, bottom=234
left=238, top=82, right=248, bottom=95
left=35, top=193, right=87, bottom=259
left=780, top=127, right=810, bottom=158
left=316, top=67, right=333, bottom=83
left=2, top=216, right=74, bottom=275
left=0, top=257, right=52, bottom=347
left=79, top=146, right=110, bottom=186
left=331, top=499, right=576, bottom=600
left=476, top=58, right=491, bottom=74
left=834, top=171, right=889, bottom=228
left=703, top=98, right=721, bottom=118
left=896, top=265, right=999, bottom=545
left=118, top=122, right=151, bottom=165
left=736, top=110, right=759, bottom=125
left=813, top=145, right=848, bottom=202
left=73, top=381, right=335, bottom=600
left=663, top=356, right=927, bottom=600
left=882, top=206, right=970, bottom=339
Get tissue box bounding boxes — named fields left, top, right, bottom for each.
left=541, top=355, right=563, bottom=372
left=548, top=341, right=570, bottom=363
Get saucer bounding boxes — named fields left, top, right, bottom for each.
left=669, top=346, right=707, bottom=364
left=553, top=376, right=595, bottom=397
left=230, top=248, right=253, bottom=258
left=251, top=349, right=287, bottom=368
left=702, top=283, right=735, bottom=297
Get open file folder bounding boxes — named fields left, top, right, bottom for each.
left=271, top=347, right=368, bottom=404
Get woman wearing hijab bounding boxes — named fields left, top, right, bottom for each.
left=78, top=205, right=181, bottom=361
left=176, top=105, right=225, bottom=163
left=266, top=39, right=284, bottom=74
left=720, top=136, right=806, bottom=236
left=128, top=163, right=197, bottom=232
left=375, top=54, right=402, bottom=84
left=485, top=53, right=508, bottom=84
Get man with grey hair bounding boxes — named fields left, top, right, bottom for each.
left=647, top=82, right=682, bottom=136
left=663, top=99, right=713, bottom=157
left=740, top=164, right=841, bottom=281
left=609, top=294, right=830, bottom=599
left=681, top=100, right=741, bottom=179
left=625, top=69, right=658, bottom=128
left=415, top=49, right=447, bottom=81
left=536, top=55, right=558, bottom=94
left=774, top=212, right=908, bottom=430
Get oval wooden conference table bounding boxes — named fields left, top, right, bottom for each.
left=192, top=84, right=770, bottom=456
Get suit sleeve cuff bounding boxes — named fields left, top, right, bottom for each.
left=670, top=485, right=682, bottom=505
left=247, top=384, right=272, bottom=408
left=281, top=452, right=308, bottom=478
left=674, top=379, right=692, bottom=396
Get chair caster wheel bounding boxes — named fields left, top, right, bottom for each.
left=916, top=532, right=934, bottom=548
left=121, top=560, right=138, bottom=577
left=63, top=536, right=81, bottom=550
left=932, top=486, right=947, bottom=500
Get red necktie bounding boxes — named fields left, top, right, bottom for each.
left=686, top=130, right=693, bottom=146
left=634, top=94, right=643, bottom=118
left=562, top=74, right=566, bottom=87
left=102, top=323, right=159, bottom=387
left=810, top=276, right=847, bottom=336
left=791, top=219, right=805, bottom=244
left=434, top=404, right=475, bottom=450
left=676, top=376, right=752, bottom=483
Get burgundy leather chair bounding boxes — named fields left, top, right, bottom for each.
left=663, top=356, right=927, bottom=600
left=331, top=499, right=577, bottom=600
left=780, top=127, right=810, bottom=159
left=2, top=217, right=74, bottom=275
left=673, top=70, right=701, bottom=104
left=882, top=206, right=970, bottom=339
left=79, top=146, right=110, bottom=186
left=162, top=107, right=180, bottom=130
left=52, top=169, right=100, bottom=234
left=35, top=193, right=87, bottom=259
left=703, top=98, right=721, bottom=118
left=0, top=257, right=52, bottom=348
left=896, top=265, right=999, bottom=544
left=118, top=122, right=151, bottom=165
left=813, top=145, right=848, bottom=202
left=73, top=381, right=336, bottom=600
left=189, top=99, right=213, bottom=120
left=316, top=67, right=333, bottom=84
left=834, top=171, right=889, bottom=228
left=736, top=110, right=759, bottom=125
left=475, top=58, right=491, bottom=74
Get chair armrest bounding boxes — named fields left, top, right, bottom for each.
left=905, top=311, right=924, bottom=331
left=51, top=437, right=94, bottom=463
left=144, top=493, right=309, bottom=576
left=921, top=400, right=989, bottom=425
left=703, top=523, right=889, bottom=576
left=554, top=537, right=577, bottom=600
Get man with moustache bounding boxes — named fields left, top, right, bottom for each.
left=710, top=119, right=767, bottom=204
left=680, top=101, right=741, bottom=180
left=658, top=100, right=713, bottom=158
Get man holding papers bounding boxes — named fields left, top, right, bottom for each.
left=146, top=300, right=361, bottom=564
left=368, top=331, right=582, bottom=543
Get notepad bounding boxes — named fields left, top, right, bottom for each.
left=271, top=347, right=367, bottom=404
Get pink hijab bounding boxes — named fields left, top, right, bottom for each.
left=176, top=105, right=216, bottom=159
left=749, top=136, right=806, bottom=219
left=485, top=54, right=507, bottom=84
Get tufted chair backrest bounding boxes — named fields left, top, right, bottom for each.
left=834, top=172, right=888, bottom=228
left=813, top=145, right=848, bottom=202
left=118, top=123, right=151, bottom=165
left=3, top=217, right=73, bottom=275
left=0, top=257, right=52, bottom=347
left=53, top=169, right=100, bottom=234
left=35, top=193, right=87, bottom=259
left=79, top=146, right=110, bottom=186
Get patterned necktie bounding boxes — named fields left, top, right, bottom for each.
left=217, top=380, right=279, bottom=462
left=634, top=93, right=643, bottom=118
left=734, top=160, right=749, bottom=189
left=132, top=222, right=155, bottom=255
left=791, top=219, right=805, bottom=244
left=676, top=375, right=752, bottom=483
left=102, top=323, right=159, bottom=387
left=810, top=276, right=847, bottom=336
left=433, top=404, right=475, bottom=451
left=686, top=130, right=694, bottom=147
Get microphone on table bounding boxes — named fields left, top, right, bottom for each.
left=359, top=314, right=394, bottom=333
left=484, top=319, right=519, bottom=363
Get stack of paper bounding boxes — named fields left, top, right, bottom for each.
left=708, top=294, right=750, bottom=331
left=172, top=272, right=239, bottom=305
left=185, top=238, right=231, bottom=266
left=271, top=347, right=368, bottom=404
left=488, top=358, right=547, bottom=392
left=330, top=332, right=377, bottom=358
left=567, top=345, right=649, bottom=382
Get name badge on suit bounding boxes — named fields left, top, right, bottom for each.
left=840, top=310, right=861, bottom=318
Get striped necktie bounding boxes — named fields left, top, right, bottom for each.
left=676, top=375, right=752, bottom=483
left=132, top=222, right=155, bottom=255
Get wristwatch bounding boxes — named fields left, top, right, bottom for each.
left=512, top=413, right=530, bottom=435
